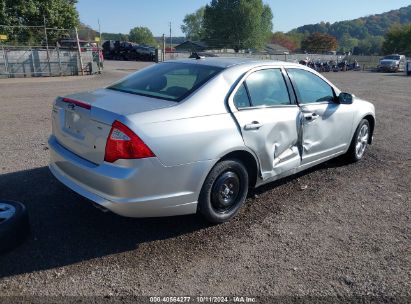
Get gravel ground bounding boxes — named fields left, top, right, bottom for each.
left=0, top=61, right=409, bottom=302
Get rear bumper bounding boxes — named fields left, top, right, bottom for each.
left=48, top=135, right=214, bottom=217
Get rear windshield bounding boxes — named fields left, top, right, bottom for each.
left=108, top=62, right=223, bottom=102
left=383, top=55, right=401, bottom=60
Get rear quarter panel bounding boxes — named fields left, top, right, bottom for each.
left=130, top=113, right=247, bottom=167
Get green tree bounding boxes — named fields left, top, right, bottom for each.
left=102, top=32, right=129, bottom=41
left=181, top=7, right=205, bottom=41
left=301, top=32, right=337, bottom=53
left=128, top=26, right=156, bottom=45
left=77, top=23, right=98, bottom=41
left=383, top=23, right=411, bottom=56
left=0, top=0, right=79, bottom=44
left=338, top=33, right=359, bottom=53
left=356, top=36, right=384, bottom=55
left=203, top=0, right=273, bottom=51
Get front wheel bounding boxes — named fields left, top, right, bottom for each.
left=346, top=119, right=370, bottom=162
left=198, top=159, right=249, bottom=223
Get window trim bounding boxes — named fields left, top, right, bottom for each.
left=285, top=67, right=338, bottom=106
left=228, top=66, right=298, bottom=111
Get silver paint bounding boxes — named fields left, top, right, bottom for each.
left=49, top=58, right=376, bottom=217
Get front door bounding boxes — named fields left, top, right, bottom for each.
left=286, top=68, right=354, bottom=165
left=230, top=68, right=301, bottom=180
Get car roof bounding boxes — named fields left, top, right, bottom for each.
left=166, top=57, right=300, bottom=69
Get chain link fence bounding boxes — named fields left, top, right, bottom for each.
left=0, top=25, right=101, bottom=78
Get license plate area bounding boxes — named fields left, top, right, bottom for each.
left=64, top=109, right=87, bottom=138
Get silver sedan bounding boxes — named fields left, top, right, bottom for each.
left=49, top=58, right=375, bottom=223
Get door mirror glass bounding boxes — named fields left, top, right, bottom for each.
left=338, top=92, right=353, bottom=104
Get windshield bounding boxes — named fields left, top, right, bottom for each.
left=383, top=55, right=400, bottom=60
left=108, top=62, right=223, bottom=102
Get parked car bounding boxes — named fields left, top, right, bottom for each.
left=58, top=39, right=92, bottom=52
left=406, top=60, right=411, bottom=76
left=48, top=58, right=375, bottom=223
left=102, top=40, right=156, bottom=61
left=378, top=54, right=406, bottom=72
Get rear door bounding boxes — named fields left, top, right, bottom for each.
left=229, top=68, right=301, bottom=180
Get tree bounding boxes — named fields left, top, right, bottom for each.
left=383, top=23, right=411, bottom=56
left=202, top=0, right=273, bottom=51
left=301, top=32, right=337, bottom=53
left=338, top=33, right=358, bottom=53
left=271, top=32, right=298, bottom=52
left=128, top=26, right=156, bottom=45
left=356, top=36, right=384, bottom=55
left=102, top=32, right=129, bottom=41
left=0, top=0, right=79, bottom=44
left=181, top=7, right=205, bottom=41
left=77, top=23, right=99, bottom=41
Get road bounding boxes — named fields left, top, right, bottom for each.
left=0, top=60, right=409, bottom=301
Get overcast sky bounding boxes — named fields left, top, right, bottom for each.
left=77, top=0, right=411, bottom=36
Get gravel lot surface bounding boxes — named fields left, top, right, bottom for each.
left=0, top=61, right=409, bottom=302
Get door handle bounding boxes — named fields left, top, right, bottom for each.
left=244, top=121, right=263, bottom=130
left=304, top=113, right=319, bottom=121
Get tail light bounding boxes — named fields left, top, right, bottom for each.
left=104, top=120, right=155, bottom=163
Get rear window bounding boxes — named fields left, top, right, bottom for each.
left=383, top=55, right=401, bottom=60
left=108, top=62, right=223, bottom=102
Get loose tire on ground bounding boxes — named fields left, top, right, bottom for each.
left=198, top=159, right=249, bottom=223
left=346, top=119, right=370, bottom=162
left=0, top=200, right=30, bottom=253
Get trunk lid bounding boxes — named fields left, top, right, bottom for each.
left=51, top=88, right=176, bottom=164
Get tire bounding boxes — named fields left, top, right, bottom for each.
left=346, top=119, right=370, bottom=162
left=0, top=200, right=30, bottom=253
left=198, top=159, right=249, bottom=223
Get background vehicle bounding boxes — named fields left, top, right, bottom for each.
left=378, top=54, right=406, bottom=72
left=102, top=40, right=156, bottom=61
left=49, top=59, right=375, bottom=223
left=406, top=60, right=411, bottom=76
left=59, top=39, right=93, bottom=52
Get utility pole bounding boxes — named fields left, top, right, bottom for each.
left=98, top=19, right=102, bottom=43
left=75, top=27, right=84, bottom=76
left=169, top=22, right=172, bottom=53
left=98, top=18, right=102, bottom=72
left=43, top=15, right=51, bottom=75
left=162, top=34, right=166, bottom=61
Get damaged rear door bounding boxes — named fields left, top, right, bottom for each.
left=229, top=68, right=301, bottom=180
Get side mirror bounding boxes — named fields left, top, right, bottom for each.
left=338, top=92, right=353, bottom=104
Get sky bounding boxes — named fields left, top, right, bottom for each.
left=77, top=0, right=411, bottom=37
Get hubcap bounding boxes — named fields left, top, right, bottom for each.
left=355, top=124, right=369, bottom=159
left=0, top=203, right=16, bottom=224
left=211, top=171, right=241, bottom=213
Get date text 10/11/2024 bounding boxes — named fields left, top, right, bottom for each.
left=149, top=296, right=257, bottom=303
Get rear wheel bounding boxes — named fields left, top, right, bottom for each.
left=346, top=119, right=370, bottom=162
left=198, top=159, right=249, bottom=223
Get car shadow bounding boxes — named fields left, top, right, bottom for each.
left=381, top=73, right=409, bottom=77
left=250, top=155, right=350, bottom=196
left=0, top=156, right=352, bottom=279
left=0, top=166, right=211, bottom=278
